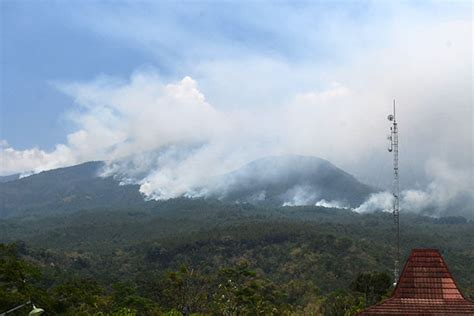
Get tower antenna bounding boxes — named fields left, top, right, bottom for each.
left=387, top=99, right=400, bottom=285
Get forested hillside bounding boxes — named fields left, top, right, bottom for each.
left=0, top=162, right=146, bottom=218
left=206, top=155, right=375, bottom=207
left=0, top=155, right=375, bottom=219
left=2, top=1, right=472, bottom=315
left=1, top=200, right=472, bottom=315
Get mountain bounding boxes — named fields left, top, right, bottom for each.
left=1, top=160, right=472, bottom=314
left=0, top=161, right=146, bottom=218
left=0, top=155, right=375, bottom=218
left=209, top=155, right=375, bottom=207
left=0, top=174, right=20, bottom=183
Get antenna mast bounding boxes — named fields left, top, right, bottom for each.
left=387, top=100, right=400, bottom=285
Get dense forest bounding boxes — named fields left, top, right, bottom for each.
left=1, top=199, right=473, bottom=315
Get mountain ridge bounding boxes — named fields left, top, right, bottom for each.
left=210, top=155, right=375, bottom=207
left=0, top=155, right=375, bottom=218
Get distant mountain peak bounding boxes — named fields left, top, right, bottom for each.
left=206, top=154, right=374, bottom=207
left=0, top=155, right=375, bottom=218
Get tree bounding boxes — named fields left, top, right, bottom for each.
left=161, top=266, right=209, bottom=314
left=320, top=289, right=364, bottom=316
left=0, top=243, right=50, bottom=312
left=52, top=278, right=109, bottom=314
left=213, top=262, right=289, bottom=315
left=350, top=272, right=392, bottom=306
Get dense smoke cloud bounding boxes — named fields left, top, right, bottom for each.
left=0, top=6, right=471, bottom=217
left=354, top=159, right=473, bottom=218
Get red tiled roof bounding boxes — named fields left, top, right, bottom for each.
left=359, top=249, right=474, bottom=315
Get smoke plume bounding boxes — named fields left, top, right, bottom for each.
left=0, top=6, right=471, bottom=218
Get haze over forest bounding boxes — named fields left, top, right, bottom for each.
left=1, top=1, right=473, bottom=315
left=1, top=1, right=472, bottom=219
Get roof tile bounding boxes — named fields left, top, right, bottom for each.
left=358, top=249, right=474, bottom=315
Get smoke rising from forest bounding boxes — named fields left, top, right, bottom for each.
left=0, top=6, right=471, bottom=218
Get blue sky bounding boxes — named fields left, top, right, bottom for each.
left=1, top=0, right=402, bottom=150
left=2, top=1, right=151, bottom=149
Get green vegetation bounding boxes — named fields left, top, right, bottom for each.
left=1, top=199, right=473, bottom=315
left=0, top=155, right=375, bottom=219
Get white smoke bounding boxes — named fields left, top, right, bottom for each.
left=0, top=7, right=472, bottom=217
left=353, top=192, right=394, bottom=213
left=0, top=140, right=75, bottom=177
left=315, top=199, right=350, bottom=209
left=282, top=186, right=319, bottom=206
left=354, top=159, right=473, bottom=217
left=401, top=160, right=473, bottom=217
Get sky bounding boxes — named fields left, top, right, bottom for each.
left=0, top=1, right=472, bottom=216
